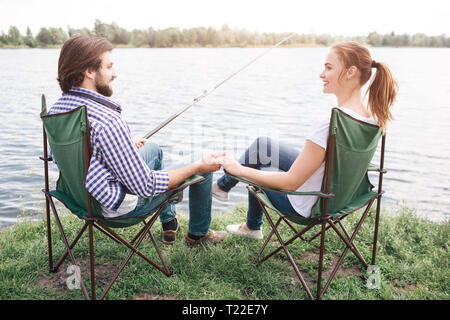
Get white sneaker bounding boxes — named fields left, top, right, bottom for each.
left=212, top=181, right=229, bottom=201
left=226, top=223, right=263, bottom=240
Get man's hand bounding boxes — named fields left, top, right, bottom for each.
left=167, top=151, right=225, bottom=189
left=133, top=136, right=148, bottom=149
left=196, top=152, right=226, bottom=174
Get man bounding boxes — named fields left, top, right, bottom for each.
left=50, top=34, right=226, bottom=246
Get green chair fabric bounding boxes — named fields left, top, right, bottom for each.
left=42, top=106, right=103, bottom=219
left=310, top=108, right=381, bottom=218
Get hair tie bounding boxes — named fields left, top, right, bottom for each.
left=371, top=60, right=378, bottom=68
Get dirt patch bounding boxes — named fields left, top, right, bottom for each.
left=132, top=293, right=180, bottom=300
left=290, top=250, right=362, bottom=289
left=36, top=259, right=118, bottom=295
left=391, top=281, right=418, bottom=292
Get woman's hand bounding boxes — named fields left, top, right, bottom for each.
left=133, top=136, right=148, bottom=149
left=221, top=154, right=244, bottom=176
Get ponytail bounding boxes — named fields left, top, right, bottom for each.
left=366, top=61, right=398, bottom=134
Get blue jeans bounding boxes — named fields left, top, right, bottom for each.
left=217, top=136, right=300, bottom=230
left=124, top=142, right=212, bottom=236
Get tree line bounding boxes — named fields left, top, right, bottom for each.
left=1, top=20, right=449, bottom=48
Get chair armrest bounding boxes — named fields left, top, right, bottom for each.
left=169, top=174, right=205, bottom=193
left=225, top=171, right=334, bottom=199
left=368, top=163, right=387, bottom=174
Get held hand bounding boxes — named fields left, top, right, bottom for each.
left=133, top=136, right=148, bottom=149
left=220, top=154, right=244, bottom=176
left=197, top=152, right=226, bottom=174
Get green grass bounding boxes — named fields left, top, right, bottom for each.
left=0, top=205, right=448, bottom=300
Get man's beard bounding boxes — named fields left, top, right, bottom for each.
left=95, top=79, right=113, bottom=97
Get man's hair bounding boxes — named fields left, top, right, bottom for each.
left=57, top=35, right=113, bottom=93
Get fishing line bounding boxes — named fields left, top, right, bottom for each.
left=143, top=32, right=296, bottom=139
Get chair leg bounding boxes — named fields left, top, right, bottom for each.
left=45, top=195, right=55, bottom=272
left=319, top=203, right=372, bottom=299
left=254, top=217, right=282, bottom=263
left=305, top=213, right=350, bottom=243
left=96, top=207, right=171, bottom=300
left=54, top=223, right=88, bottom=271
left=131, top=220, right=148, bottom=245
left=261, top=206, right=314, bottom=300
left=372, top=197, right=382, bottom=265
left=316, top=222, right=326, bottom=299
left=88, top=223, right=96, bottom=300
left=328, top=220, right=368, bottom=268
left=259, top=220, right=318, bottom=264
left=47, top=197, right=91, bottom=299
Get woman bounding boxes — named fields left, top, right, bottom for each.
left=213, top=42, right=398, bottom=239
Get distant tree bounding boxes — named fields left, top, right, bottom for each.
left=182, top=28, right=198, bottom=45
left=130, top=29, right=147, bottom=47
left=411, top=33, right=428, bottom=47
left=2, top=22, right=449, bottom=48
left=94, top=19, right=115, bottom=42
left=367, top=32, right=382, bottom=46
left=68, top=26, right=92, bottom=37
left=36, top=27, right=68, bottom=46
left=7, top=26, right=23, bottom=45
left=36, top=28, right=52, bottom=46
left=23, top=26, right=37, bottom=47
left=316, top=33, right=333, bottom=46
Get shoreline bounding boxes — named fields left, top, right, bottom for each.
left=1, top=203, right=448, bottom=233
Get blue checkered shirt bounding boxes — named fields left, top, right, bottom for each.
left=49, top=87, right=169, bottom=210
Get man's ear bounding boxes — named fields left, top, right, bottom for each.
left=83, top=68, right=96, bottom=80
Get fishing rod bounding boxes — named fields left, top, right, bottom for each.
left=143, top=32, right=296, bottom=139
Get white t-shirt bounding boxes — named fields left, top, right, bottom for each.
left=102, top=193, right=138, bottom=218
left=287, top=107, right=377, bottom=218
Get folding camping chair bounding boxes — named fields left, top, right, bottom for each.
left=39, top=94, right=204, bottom=300
left=226, top=107, right=387, bottom=300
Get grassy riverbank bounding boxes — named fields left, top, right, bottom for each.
left=0, top=205, right=448, bottom=300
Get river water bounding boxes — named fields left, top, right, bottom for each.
left=0, top=47, right=449, bottom=229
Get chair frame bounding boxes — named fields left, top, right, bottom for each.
left=40, top=96, right=201, bottom=300
left=230, top=117, right=387, bottom=300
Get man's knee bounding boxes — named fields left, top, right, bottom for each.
left=199, top=172, right=213, bottom=183
left=141, top=142, right=163, bottom=159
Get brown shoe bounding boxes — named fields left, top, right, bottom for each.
left=162, top=218, right=179, bottom=244
left=185, top=230, right=227, bottom=247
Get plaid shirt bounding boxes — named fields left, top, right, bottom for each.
left=49, top=87, right=169, bottom=210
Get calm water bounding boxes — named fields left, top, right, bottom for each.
left=0, top=47, right=449, bottom=229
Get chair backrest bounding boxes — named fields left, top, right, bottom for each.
left=41, top=101, right=102, bottom=218
left=310, top=108, right=382, bottom=218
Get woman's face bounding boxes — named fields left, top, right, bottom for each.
left=320, top=49, right=345, bottom=95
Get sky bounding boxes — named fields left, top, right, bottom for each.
left=1, top=0, right=449, bottom=37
